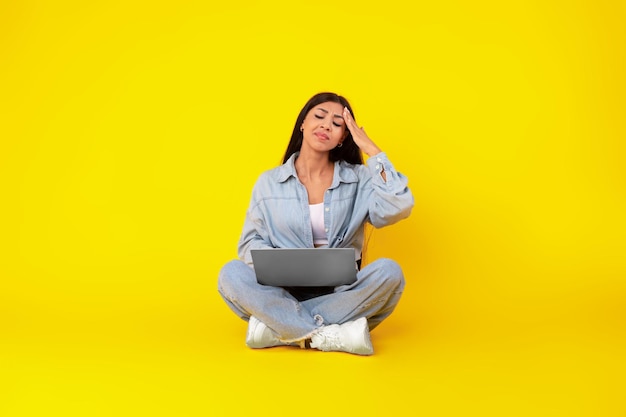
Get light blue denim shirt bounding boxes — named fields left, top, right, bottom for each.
left=238, top=152, right=414, bottom=266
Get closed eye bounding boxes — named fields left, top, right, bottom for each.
left=315, top=114, right=343, bottom=128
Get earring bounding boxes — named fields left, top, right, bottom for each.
left=300, top=126, right=303, bottom=132
left=337, top=142, right=343, bottom=148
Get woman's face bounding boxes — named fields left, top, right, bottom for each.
left=300, top=101, right=347, bottom=153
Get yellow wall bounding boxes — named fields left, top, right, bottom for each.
left=1, top=1, right=625, bottom=415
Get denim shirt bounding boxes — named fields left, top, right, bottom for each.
left=238, top=152, right=414, bottom=266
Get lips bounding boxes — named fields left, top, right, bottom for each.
left=314, top=132, right=329, bottom=140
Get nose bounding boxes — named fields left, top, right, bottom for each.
left=320, top=118, right=331, bottom=130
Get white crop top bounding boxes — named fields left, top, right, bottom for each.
left=309, top=203, right=328, bottom=246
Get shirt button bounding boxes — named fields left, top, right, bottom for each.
left=324, top=228, right=329, bottom=233
left=377, top=157, right=382, bottom=162
left=325, top=207, right=329, bottom=212
left=375, top=164, right=380, bottom=170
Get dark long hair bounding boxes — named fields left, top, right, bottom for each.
left=282, top=92, right=364, bottom=165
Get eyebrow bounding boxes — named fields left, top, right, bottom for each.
left=317, top=108, right=345, bottom=120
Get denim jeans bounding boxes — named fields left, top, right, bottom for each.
left=217, top=257, right=405, bottom=342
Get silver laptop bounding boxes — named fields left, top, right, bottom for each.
left=251, top=248, right=358, bottom=287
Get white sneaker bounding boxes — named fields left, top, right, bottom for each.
left=310, top=317, right=374, bottom=355
left=246, top=316, right=288, bottom=349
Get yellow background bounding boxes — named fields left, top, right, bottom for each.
left=1, top=0, right=625, bottom=415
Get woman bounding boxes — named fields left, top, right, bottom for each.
left=218, top=92, right=413, bottom=355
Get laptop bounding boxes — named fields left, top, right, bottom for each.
left=251, top=248, right=358, bottom=287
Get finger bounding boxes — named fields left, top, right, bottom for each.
left=342, top=107, right=352, bottom=125
left=343, top=107, right=358, bottom=131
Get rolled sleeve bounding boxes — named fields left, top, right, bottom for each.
left=365, top=152, right=414, bottom=227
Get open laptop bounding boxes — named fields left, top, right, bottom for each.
left=250, top=248, right=358, bottom=287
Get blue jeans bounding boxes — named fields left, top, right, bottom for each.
left=217, top=258, right=405, bottom=342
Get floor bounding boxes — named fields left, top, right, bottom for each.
left=2, top=263, right=624, bottom=417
